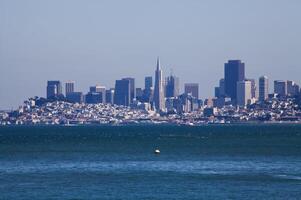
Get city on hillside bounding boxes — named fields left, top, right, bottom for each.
left=1, top=58, right=301, bottom=125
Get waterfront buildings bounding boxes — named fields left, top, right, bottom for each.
left=40, top=59, right=301, bottom=117
left=237, top=80, right=252, bottom=107
left=224, top=60, right=245, bottom=103
left=184, top=83, right=199, bottom=99
left=259, top=76, right=269, bottom=101
left=154, top=58, right=165, bottom=111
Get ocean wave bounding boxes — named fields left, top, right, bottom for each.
left=0, top=160, right=300, bottom=178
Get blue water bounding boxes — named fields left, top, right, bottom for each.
left=0, top=125, right=301, bottom=199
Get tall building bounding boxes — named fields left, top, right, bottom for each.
left=215, top=78, right=225, bottom=98
left=165, top=75, right=179, bottom=98
left=184, top=83, right=199, bottom=99
left=47, top=81, right=62, bottom=99
left=287, top=80, right=300, bottom=96
left=154, top=58, right=165, bottom=111
left=219, top=78, right=225, bottom=97
left=145, top=76, right=153, bottom=90
left=114, top=79, right=130, bottom=106
left=65, top=81, right=75, bottom=95
left=105, top=89, right=114, bottom=104
left=136, top=88, right=143, bottom=100
left=214, top=87, right=220, bottom=98
left=237, top=80, right=252, bottom=107
left=122, top=78, right=135, bottom=103
left=224, top=60, right=245, bottom=102
left=245, top=78, right=257, bottom=99
left=90, top=85, right=106, bottom=103
left=259, top=76, right=269, bottom=101
left=274, top=80, right=287, bottom=97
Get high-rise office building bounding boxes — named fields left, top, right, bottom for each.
left=90, top=85, right=106, bottom=103
left=165, top=75, right=179, bottom=98
left=145, top=76, right=153, bottom=90
left=274, top=80, right=287, bottom=97
left=136, top=88, right=143, bottom=100
left=65, top=81, right=75, bottom=95
left=114, top=79, right=130, bottom=106
left=184, top=83, right=199, bottom=99
left=154, top=58, right=165, bottom=111
left=47, top=81, right=62, bottom=99
left=215, top=78, right=225, bottom=98
left=122, top=78, right=135, bottom=103
left=224, top=60, right=245, bottom=102
left=287, top=80, right=300, bottom=96
left=142, top=76, right=153, bottom=102
left=214, top=87, right=221, bottom=98
left=259, top=76, right=269, bottom=101
left=237, top=80, right=252, bottom=107
left=219, top=78, right=225, bottom=97
left=245, top=79, right=257, bottom=99
left=105, top=89, right=114, bottom=104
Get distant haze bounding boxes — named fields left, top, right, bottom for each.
left=1, top=0, right=301, bottom=109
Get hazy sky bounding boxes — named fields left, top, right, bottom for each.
left=1, top=0, right=301, bottom=109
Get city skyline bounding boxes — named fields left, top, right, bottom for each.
left=1, top=0, right=301, bottom=109
left=2, top=57, right=301, bottom=109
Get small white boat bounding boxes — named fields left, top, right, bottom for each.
left=154, top=149, right=160, bottom=154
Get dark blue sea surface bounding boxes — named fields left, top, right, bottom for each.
left=0, top=124, right=301, bottom=199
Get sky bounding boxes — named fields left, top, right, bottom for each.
left=0, top=0, right=301, bottom=109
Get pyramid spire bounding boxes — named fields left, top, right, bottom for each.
left=156, top=57, right=160, bottom=70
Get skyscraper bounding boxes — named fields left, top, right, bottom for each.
left=145, top=76, right=153, bottom=90
left=90, top=85, right=106, bottom=103
left=114, top=79, right=130, bottom=106
left=245, top=78, right=257, bottom=99
left=154, top=58, right=165, bottom=111
left=184, top=83, right=199, bottom=99
left=122, top=78, right=135, bottom=103
left=219, top=78, right=225, bottom=97
left=237, top=80, right=252, bottom=107
left=165, top=75, right=179, bottom=98
left=135, top=88, right=143, bottom=100
left=105, top=89, right=115, bottom=104
left=224, top=60, right=245, bottom=102
left=274, top=80, right=287, bottom=97
left=287, top=80, right=300, bottom=96
left=259, top=76, right=269, bottom=101
left=65, top=81, right=75, bottom=95
left=47, top=81, right=62, bottom=99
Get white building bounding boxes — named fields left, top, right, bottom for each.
left=237, top=80, right=252, bottom=107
